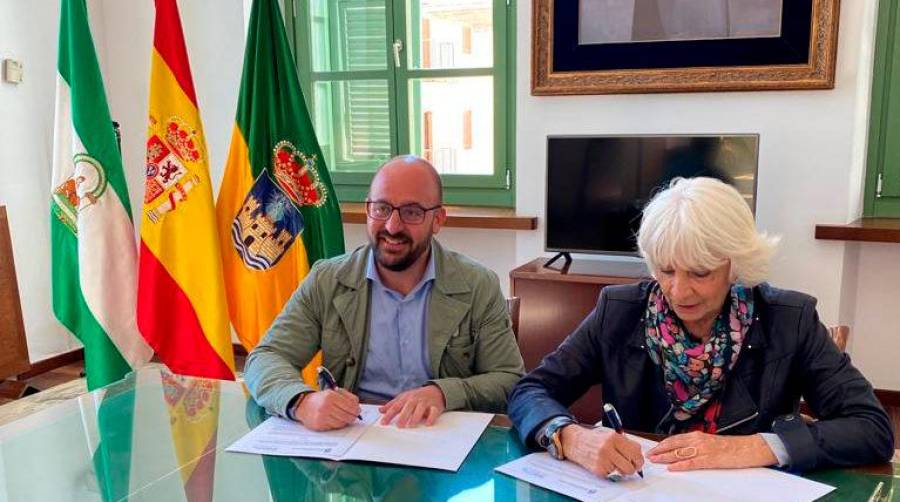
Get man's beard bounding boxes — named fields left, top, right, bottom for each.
left=371, top=230, right=431, bottom=272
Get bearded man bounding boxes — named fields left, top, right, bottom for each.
left=245, top=155, right=525, bottom=431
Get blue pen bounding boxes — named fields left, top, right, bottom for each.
left=603, top=403, right=644, bottom=479
left=317, top=366, right=363, bottom=420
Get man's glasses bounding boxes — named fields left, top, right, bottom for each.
left=365, top=201, right=442, bottom=225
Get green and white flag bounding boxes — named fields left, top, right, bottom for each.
left=51, top=0, right=152, bottom=391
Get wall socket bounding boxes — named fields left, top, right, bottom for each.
left=3, top=59, right=24, bottom=84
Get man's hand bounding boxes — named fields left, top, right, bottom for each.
left=560, top=425, right=645, bottom=477
left=379, top=385, right=446, bottom=428
left=295, top=389, right=361, bottom=431
left=647, top=431, right=778, bottom=471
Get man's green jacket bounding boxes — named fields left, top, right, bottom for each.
left=244, top=239, right=526, bottom=418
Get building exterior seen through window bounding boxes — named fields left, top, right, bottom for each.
left=291, top=0, right=514, bottom=206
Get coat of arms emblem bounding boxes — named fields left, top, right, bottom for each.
left=162, top=371, right=216, bottom=422
left=231, top=141, right=329, bottom=271
left=144, top=116, right=203, bottom=223
left=51, top=153, right=109, bottom=235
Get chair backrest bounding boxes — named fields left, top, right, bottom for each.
left=802, top=325, right=852, bottom=422
left=827, top=325, right=850, bottom=353
left=0, top=206, right=30, bottom=379
left=506, top=296, right=520, bottom=339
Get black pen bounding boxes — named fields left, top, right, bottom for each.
left=603, top=403, right=644, bottom=479
left=316, top=366, right=363, bottom=420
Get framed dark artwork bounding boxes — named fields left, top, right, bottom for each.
left=532, top=0, right=841, bottom=95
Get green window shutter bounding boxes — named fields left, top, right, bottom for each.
left=865, top=0, right=900, bottom=216
left=345, top=80, right=391, bottom=160
left=340, top=3, right=386, bottom=71
left=336, top=1, right=392, bottom=164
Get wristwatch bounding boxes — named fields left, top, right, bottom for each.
left=538, top=416, right=576, bottom=460
left=286, top=392, right=311, bottom=421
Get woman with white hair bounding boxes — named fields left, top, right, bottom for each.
left=508, top=177, right=893, bottom=476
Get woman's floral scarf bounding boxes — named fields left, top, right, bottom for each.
left=644, top=281, right=754, bottom=431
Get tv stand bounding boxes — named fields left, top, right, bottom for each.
left=510, top=257, right=648, bottom=422
left=542, top=252, right=572, bottom=270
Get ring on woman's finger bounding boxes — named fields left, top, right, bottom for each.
left=674, top=446, right=698, bottom=459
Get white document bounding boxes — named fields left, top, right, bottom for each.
left=496, top=432, right=836, bottom=502
left=227, top=404, right=494, bottom=471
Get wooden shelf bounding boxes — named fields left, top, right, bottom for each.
left=815, top=218, right=900, bottom=243
left=340, top=203, right=537, bottom=231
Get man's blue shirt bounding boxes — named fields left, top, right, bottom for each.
left=357, top=250, right=436, bottom=402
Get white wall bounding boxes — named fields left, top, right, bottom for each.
left=0, top=0, right=77, bottom=359
left=847, top=243, right=900, bottom=389
left=3, top=0, right=899, bottom=390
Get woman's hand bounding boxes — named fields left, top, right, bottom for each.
left=560, top=425, right=645, bottom=477
left=647, top=431, right=778, bottom=471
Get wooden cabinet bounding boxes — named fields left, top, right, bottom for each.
left=510, top=258, right=646, bottom=423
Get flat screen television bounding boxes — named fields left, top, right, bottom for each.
left=545, top=135, right=759, bottom=256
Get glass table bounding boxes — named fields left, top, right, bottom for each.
left=0, top=367, right=894, bottom=501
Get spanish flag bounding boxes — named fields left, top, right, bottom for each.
left=161, top=370, right=221, bottom=502
left=216, top=0, right=344, bottom=374
left=138, top=0, right=235, bottom=380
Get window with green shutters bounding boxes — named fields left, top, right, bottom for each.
left=864, top=0, right=900, bottom=217
left=286, top=0, right=516, bottom=207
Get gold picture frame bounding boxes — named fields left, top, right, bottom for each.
left=532, top=0, right=841, bottom=95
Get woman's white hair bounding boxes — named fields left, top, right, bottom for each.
left=637, top=177, right=779, bottom=286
